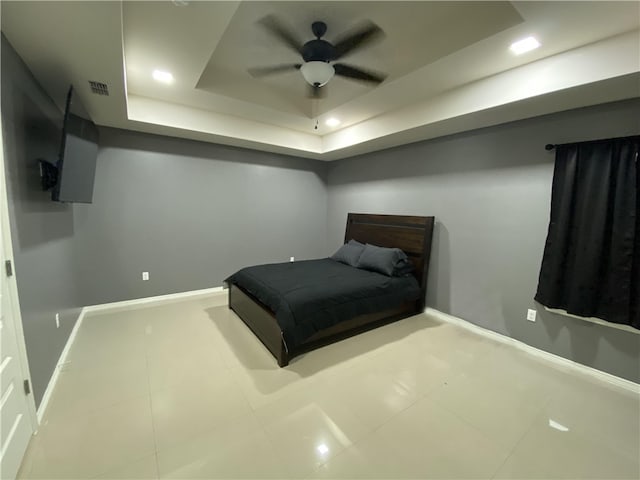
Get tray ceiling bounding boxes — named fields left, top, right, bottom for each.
left=1, top=1, right=639, bottom=160
left=195, top=1, right=523, bottom=117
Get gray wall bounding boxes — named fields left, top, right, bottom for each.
left=72, top=128, right=328, bottom=306
left=327, top=99, right=640, bottom=383
left=1, top=35, right=82, bottom=406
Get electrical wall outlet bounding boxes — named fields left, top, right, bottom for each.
left=142, top=271, right=149, bottom=281
left=55, top=313, right=60, bottom=328
left=526, top=309, right=537, bottom=322
left=290, top=257, right=295, bottom=262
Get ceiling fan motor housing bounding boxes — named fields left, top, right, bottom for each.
left=302, top=39, right=334, bottom=63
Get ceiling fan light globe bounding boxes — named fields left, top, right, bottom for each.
left=301, top=61, right=335, bottom=87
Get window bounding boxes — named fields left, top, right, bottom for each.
left=535, top=136, right=639, bottom=330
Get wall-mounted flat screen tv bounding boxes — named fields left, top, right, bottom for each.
left=50, top=86, right=99, bottom=203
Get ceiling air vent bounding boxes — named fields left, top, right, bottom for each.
left=88, top=81, right=109, bottom=96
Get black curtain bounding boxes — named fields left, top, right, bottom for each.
left=535, top=135, right=640, bottom=330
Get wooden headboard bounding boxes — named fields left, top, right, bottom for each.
left=344, top=213, right=435, bottom=308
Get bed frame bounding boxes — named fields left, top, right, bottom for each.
left=228, top=213, right=435, bottom=367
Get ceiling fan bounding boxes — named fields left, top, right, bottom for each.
left=248, top=16, right=387, bottom=98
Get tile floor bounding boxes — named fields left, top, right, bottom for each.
left=17, top=293, right=640, bottom=479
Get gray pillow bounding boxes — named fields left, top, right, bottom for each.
left=393, top=258, right=415, bottom=277
left=331, top=239, right=365, bottom=267
left=356, top=243, right=410, bottom=277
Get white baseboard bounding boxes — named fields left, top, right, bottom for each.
left=36, top=286, right=226, bottom=424
left=83, top=286, right=225, bottom=313
left=36, top=307, right=86, bottom=424
left=425, top=307, right=640, bottom=395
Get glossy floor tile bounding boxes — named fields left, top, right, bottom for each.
left=18, top=293, right=640, bottom=479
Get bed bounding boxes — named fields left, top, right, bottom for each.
left=226, top=213, right=435, bottom=366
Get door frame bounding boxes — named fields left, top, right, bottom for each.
left=0, top=113, right=38, bottom=431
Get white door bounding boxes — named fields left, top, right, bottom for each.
left=0, top=116, right=37, bottom=478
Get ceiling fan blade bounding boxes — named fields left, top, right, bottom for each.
left=333, top=63, right=387, bottom=84
left=307, top=84, right=327, bottom=99
left=332, top=22, right=384, bottom=60
left=248, top=64, right=302, bottom=78
left=258, top=15, right=304, bottom=55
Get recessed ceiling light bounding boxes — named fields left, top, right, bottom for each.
left=325, top=118, right=341, bottom=127
left=510, top=36, right=541, bottom=55
left=548, top=419, right=569, bottom=432
left=152, top=70, right=174, bottom=84
left=316, top=443, right=330, bottom=455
